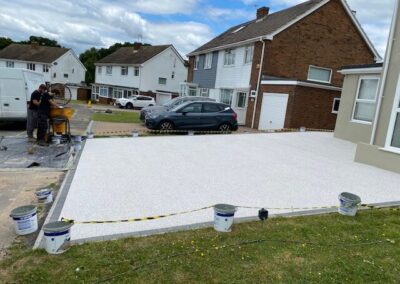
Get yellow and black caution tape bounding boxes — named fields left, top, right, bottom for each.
left=93, top=127, right=334, bottom=137
left=61, top=203, right=399, bottom=225
left=61, top=205, right=213, bottom=225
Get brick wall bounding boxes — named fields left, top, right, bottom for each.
left=246, top=0, right=376, bottom=128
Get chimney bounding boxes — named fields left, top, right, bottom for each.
left=257, top=7, right=269, bottom=19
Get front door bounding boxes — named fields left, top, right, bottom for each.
left=259, top=93, right=289, bottom=130
left=232, top=91, right=248, bottom=125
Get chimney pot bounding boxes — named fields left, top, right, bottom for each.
left=257, top=7, right=269, bottom=19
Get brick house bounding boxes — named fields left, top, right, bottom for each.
left=184, top=0, right=380, bottom=129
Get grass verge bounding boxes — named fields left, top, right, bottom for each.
left=92, top=111, right=141, bottom=123
left=1, top=209, right=399, bottom=283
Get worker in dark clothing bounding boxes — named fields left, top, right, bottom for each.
left=27, top=84, right=46, bottom=140
left=37, top=91, right=61, bottom=146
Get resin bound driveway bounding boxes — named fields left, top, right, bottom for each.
left=58, top=132, right=400, bottom=242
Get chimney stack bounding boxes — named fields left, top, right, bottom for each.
left=257, top=7, right=269, bottom=19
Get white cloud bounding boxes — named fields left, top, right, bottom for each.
left=205, top=7, right=254, bottom=22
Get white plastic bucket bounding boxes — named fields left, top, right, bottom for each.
left=188, top=130, right=195, bottom=136
left=35, top=188, right=53, bottom=204
left=73, top=143, right=82, bottom=152
left=299, top=126, right=306, bottom=132
left=132, top=130, right=139, bottom=137
left=51, top=135, right=61, bottom=145
left=43, top=221, right=73, bottom=254
left=10, top=205, right=38, bottom=235
left=338, top=192, right=361, bottom=216
left=73, top=135, right=82, bottom=143
left=87, top=132, right=94, bottom=139
left=213, top=204, right=236, bottom=232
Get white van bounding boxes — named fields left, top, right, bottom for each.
left=0, top=68, right=45, bottom=121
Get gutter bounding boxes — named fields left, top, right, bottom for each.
left=251, top=38, right=267, bottom=129
left=369, top=0, right=399, bottom=145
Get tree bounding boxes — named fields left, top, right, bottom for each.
left=0, top=37, right=13, bottom=50
left=79, top=42, right=151, bottom=84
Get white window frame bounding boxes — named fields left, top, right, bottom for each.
left=158, top=77, right=167, bottom=85
left=113, top=88, right=123, bottom=99
left=42, top=64, right=49, bottom=73
left=220, top=89, right=234, bottom=105
left=98, top=66, right=102, bottom=74
left=236, top=92, right=248, bottom=108
left=106, top=66, right=112, bottom=75
left=200, top=88, right=209, bottom=97
left=204, top=53, right=212, bottom=69
left=64, top=73, right=68, bottom=78
left=134, top=67, right=140, bottom=77
left=194, top=56, right=199, bottom=70
left=351, top=76, right=380, bottom=124
left=307, top=65, right=332, bottom=84
left=385, top=75, right=400, bottom=150
left=27, top=63, right=35, bottom=71
left=224, top=49, right=236, bottom=66
left=171, top=71, right=175, bottom=79
left=188, top=86, right=198, bottom=97
left=6, top=61, right=14, bottom=68
left=244, top=45, right=254, bottom=64
left=332, top=98, right=340, bottom=114
left=121, top=66, right=128, bottom=76
left=99, top=86, right=109, bottom=98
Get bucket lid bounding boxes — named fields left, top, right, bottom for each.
left=36, top=188, right=52, bottom=194
left=43, top=221, right=73, bottom=233
left=214, top=204, right=236, bottom=214
left=10, top=205, right=37, bottom=218
left=339, top=192, right=361, bottom=204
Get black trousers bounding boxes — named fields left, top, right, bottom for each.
left=37, top=114, right=49, bottom=142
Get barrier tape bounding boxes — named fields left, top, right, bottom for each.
left=93, top=128, right=334, bottom=136
left=61, top=206, right=213, bottom=224
left=61, top=203, right=399, bottom=225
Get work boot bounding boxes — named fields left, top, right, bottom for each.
left=37, top=141, right=49, bottom=147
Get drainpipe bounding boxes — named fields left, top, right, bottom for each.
left=369, top=0, right=398, bottom=145
left=251, top=38, right=266, bottom=129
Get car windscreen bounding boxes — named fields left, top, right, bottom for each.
left=162, top=97, right=181, bottom=107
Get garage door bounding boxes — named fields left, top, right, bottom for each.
left=258, top=93, right=289, bottom=130
left=156, top=92, right=172, bottom=106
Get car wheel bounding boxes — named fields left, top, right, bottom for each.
left=159, top=121, right=174, bottom=131
left=126, top=103, right=133, bottom=109
left=218, top=123, right=232, bottom=132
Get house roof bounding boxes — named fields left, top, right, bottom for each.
left=341, top=63, right=383, bottom=70
left=0, top=43, right=70, bottom=63
left=188, top=0, right=380, bottom=60
left=96, top=45, right=172, bottom=65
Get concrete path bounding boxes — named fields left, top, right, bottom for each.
left=59, top=132, right=400, bottom=242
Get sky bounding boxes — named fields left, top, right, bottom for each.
left=0, top=0, right=395, bottom=58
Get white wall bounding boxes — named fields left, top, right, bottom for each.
left=140, top=47, right=187, bottom=94
left=0, top=50, right=85, bottom=85
left=95, top=66, right=140, bottom=88
left=215, top=45, right=252, bottom=89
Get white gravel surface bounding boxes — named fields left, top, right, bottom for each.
left=60, top=133, right=400, bottom=241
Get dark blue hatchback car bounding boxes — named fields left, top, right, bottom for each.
left=145, top=101, right=238, bottom=131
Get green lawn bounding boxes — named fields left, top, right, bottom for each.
left=92, top=111, right=141, bottom=123
left=1, top=209, right=399, bottom=283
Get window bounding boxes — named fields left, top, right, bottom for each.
left=220, top=89, right=233, bottom=105
left=236, top=92, right=247, bottom=108
left=181, top=103, right=202, bottom=113
left=113, top=88, right=123, bottom=99
left=307, top=66, right=332, bottom=83
left=123, top=90, right=131, bottom=98
left=171, top=71, right=175, bottom=79
left=332, top=98, right=340, bottom=114
left=138, top=96, right=153, bottom=101
left=6, top=61, right=14, bottom=68
left=99, top=87, right=108, bottom=97
left=232, top=26, right=245, bottom=33
left=224, top=49, right=235, bottom=66
left=92, top=86, right=100, bottom=100
left=203, top=103, right=221, bottom=113
left=106, top=66, right=112, bottom=75
left=72, top=68, right=75, bottom=74
left=158, top=77, right=167, bottom=85
left=194, top=56, right=199, bottom=70
left=387, top=89, right=400, bottom=149
left=98, top=66, right=102, bottom=74
left=27, top=63, right=35, bottom=71
left=352, top=77, right=379, bottom=123
left=173, top=58, right=177, bottom=68
left=204, top=53, right=212, bottom=69
left=42, top=64, right=49, bottom=73
left=53, top=73, right=57, bottom=78
left=200, top=88, right=209, bottom=97
left=64, top=74, right=68, bottom=78
left=134, top=67, right=140, bottom=76
left=188, top=87, right=197, bottom=96
left=244, top=46, right=254, bottom=64
left=121, top=66, right=128, bottom=76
